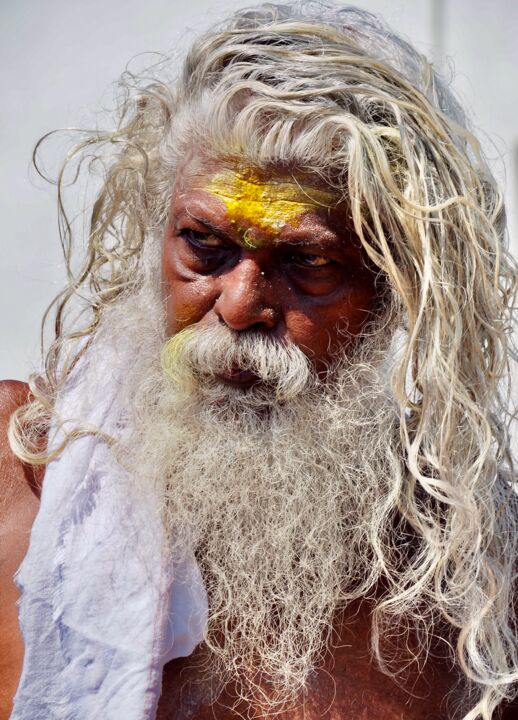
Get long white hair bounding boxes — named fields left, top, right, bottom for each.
left=10, top=3, right=518, bottom=717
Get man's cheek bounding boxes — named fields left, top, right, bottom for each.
left=165, top=295, right=202, bottom=335
left=283, top=309, right=328, bottom=360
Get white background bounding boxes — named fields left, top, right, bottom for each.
left=1, top=0, right=517, bottom=380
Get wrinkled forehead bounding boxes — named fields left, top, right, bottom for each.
left=172, top=150, right=343, bottom=233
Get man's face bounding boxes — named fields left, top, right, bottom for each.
left=162, top=155, right=380, bottom=378
left=122, top=157, right=398, bottom=706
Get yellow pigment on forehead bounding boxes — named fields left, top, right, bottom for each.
left=206, top=169, right=336, bottom=243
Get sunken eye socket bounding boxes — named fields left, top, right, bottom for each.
left=179, top=229, right=336, bottom=270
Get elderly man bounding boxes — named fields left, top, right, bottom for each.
left=1, top=3, right=517, bottom=719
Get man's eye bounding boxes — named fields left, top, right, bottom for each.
left=180, top=229, right=224, bottom=249
left=289, top=252, right=333, bottom=268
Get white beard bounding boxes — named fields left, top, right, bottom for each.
left=111, top=289, right=405, bottom=711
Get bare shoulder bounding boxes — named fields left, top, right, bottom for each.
left=0, top=379, right=30, bottom=424
left=0, top=380, right=38, bottom=517
left=0, top=377, right=41, bottom=569
left=0, top=381, right=41, bottom=717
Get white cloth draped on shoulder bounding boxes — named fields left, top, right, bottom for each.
left=11, top=339, right=208, bottom=720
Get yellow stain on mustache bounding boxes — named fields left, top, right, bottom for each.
left=206, top=170, right=336, bottom=245
left=161, top=325, right=198, bottom=389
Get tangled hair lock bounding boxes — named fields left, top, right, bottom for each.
left=9, top=3, right=518, bottom=718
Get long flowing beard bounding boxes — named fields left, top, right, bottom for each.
left=123, top=319, right=405, bottom=712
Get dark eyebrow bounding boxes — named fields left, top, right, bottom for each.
left=183, top=210, right=329, bottom=246
left=284, top=237, right=329, bottom=248
left=182, top=211, right=230, bottom=238
left=177, top=208, right=361, bottom=255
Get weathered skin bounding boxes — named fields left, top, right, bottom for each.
left=163, top=157, right=382, bottom=375
left=1, top=160, right=517, bottom=718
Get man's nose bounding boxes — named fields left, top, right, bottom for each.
left=214, top=257, right=280, bottom=331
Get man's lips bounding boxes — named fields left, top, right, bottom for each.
left=215, top=367, right=261, bottom=389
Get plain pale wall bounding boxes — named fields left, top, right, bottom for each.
left=1, top=0, right=517, bottom=380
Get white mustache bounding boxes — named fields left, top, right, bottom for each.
left=161, top=324, right=314, bottom=400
